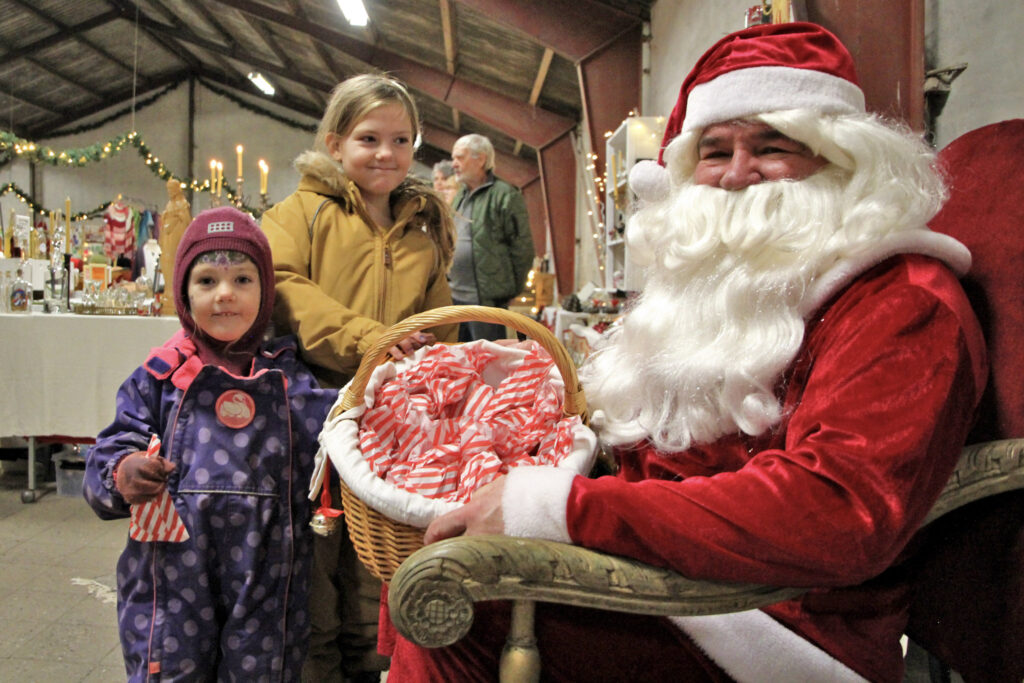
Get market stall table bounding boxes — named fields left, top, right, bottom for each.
left=0, top=311, right=181, bottom=501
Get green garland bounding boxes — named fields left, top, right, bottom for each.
left=0, top=131, right=264, bottom=218
left=44, top=80, right=184, bottom=139
left=199, top=78, right=317, bottom=133
left=0, top=76, right=319, bottom=218
left=1, top=182, right=111, bottom=219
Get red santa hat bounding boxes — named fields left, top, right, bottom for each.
left=658, top=22, right=865, bottom=163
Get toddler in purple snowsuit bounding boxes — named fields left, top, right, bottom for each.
left=84, top=207, right=336, bottom=681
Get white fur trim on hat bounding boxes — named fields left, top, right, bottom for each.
left=629, top=160, right=672, bottom=203
left=683, top=66, right=865, bottom=134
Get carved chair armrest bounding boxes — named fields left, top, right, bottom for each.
left=388, top=535, right=803, bottom=648
left=923, top=438, right=1024, bottom=525
left=389, top=438, right=1024, bottom=651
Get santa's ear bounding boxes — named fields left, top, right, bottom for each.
left=629, top=160, right=671, bottom=203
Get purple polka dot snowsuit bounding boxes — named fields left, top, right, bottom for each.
left=84, top=335, right=336, bottom=681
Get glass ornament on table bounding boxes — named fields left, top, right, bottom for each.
left=43, top=264, right=67, bottom=313
left=9, top=266, right=31, bottom=313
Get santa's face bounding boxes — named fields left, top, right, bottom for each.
left=694, top=121, right=828, bottom=189
left=580, top=158, right=851, bottom=452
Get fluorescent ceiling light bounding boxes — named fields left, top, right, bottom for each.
left=337, top=0, right=369, bottom=27
left=247, top=72, right=276, bottom=96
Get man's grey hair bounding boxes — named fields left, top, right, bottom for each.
left=433, top=159, right=454, bottom=177
left=454, top=133, right=495, bottom=171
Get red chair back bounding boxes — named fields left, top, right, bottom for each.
left=907, top=119, right=1024, bottom=681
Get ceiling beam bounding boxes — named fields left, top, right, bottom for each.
left=439, top=0, right=458, bottom=74
left=438, top=0, right=460, bottom=135
left=422, top=123, right=538, bottom=188
left=22, top=56, right=109, bottom=103
left=284, top=0, right=346, bottom=85
left=0, top=9, right=122, bottom=69
left=135, top=15, right=337, bottom=94
left=515, top=46, right=555, bottom=155
left=453, top=0, right=641, bottom=63
left=212, top=0, right=575, bottom=148
left=529, top=48, right=555, bottom=105
left=196, top=70, right=323, bottom=122
left=24, top=72, right=185, bottom=139
left=106, top=0, right=204, bottom=72
left=240, top=12, right=325, bottom=110
left=1, top=88, right=63, bottom=119
left=11, top=0, right=144, bottom=79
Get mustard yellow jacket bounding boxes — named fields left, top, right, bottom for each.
left=261, top=151, right=456, bottom=387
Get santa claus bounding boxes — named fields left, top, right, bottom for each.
left=388, top=22, right=987, bottom=683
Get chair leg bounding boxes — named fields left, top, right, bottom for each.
left=927, top=651, right=952, bottom=683
left=499, top=600, right=541, bottom=683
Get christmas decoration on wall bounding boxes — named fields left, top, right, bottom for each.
left=0, top=131, right=265, bottom=218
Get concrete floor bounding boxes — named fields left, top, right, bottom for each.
left=0, top=456, right=958, bottom=683
left=0, top=461, right=124, bottom=681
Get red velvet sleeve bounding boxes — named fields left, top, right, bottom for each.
left=566, top=257, right=986, bottom=587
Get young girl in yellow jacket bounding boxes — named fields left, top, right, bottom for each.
left=260, top=74, right=456, bottom=682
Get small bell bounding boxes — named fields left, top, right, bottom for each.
left=310, top=508, right=341, bottom=537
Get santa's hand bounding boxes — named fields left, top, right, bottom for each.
left=115, top=451, right=176, bottom=505
left=388, top=332, right=437, bottom=361
left=424, top=477, right=506, bottom=544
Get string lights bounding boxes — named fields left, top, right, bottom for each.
left=0, top=130, right=265, bottom=217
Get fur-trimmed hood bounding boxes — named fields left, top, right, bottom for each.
left=292, top=149, right=433, bottom=218
left=293, top=150, right=353, bottom=198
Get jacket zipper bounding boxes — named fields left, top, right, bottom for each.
left=146, top=390, right=189, bottom=677
left=377, top=239, right=392, bottom=322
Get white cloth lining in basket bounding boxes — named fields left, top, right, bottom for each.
left=311, top=339, right=598, bottom=529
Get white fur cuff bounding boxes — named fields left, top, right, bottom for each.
left=501, top=466, right=576, bottom=543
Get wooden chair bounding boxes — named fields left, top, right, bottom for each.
left=387, top=120, right=1024, bottom=682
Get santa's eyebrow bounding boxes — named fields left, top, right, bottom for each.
left=752, top=129, right=807, bottom=147
left=697, top=128, right=809, bottom=152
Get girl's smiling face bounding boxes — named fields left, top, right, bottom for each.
left=187, top=254, right=261, bottom=343
left=327, top=101, right=414, bottom=209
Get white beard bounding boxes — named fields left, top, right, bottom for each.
left=581, top=167, right=863, bottom=451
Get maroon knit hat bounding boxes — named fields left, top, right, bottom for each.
left=174, top=207, right=275, bottom=355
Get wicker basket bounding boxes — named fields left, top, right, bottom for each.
left=322, top=305, right=588, bottom=582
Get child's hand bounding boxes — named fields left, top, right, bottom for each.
left=115, top=451, right=177, bottom=504
left=387, top=331, right=437, bottom=360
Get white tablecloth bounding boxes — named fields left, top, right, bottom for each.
left=0, top=312, right=181, bottom=439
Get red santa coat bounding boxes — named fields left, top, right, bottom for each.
left=504, top=252, right=987, bottom=682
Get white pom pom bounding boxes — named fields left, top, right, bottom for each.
left=628, top=160, right=671, bottom=203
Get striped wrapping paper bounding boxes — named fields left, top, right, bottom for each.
left=128, top=434, right=190, bottom=543
left=357, top=341, right=580, bottom=504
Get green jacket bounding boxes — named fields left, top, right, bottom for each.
left=453, top=174, right=534, bottom=302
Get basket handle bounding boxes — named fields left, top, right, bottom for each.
left=335, top=305, right=586, bottom=419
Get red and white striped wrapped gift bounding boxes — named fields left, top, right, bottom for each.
left=129, top=434, right=190, bottom=543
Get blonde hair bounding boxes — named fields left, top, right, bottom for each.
left=316, top=74, right=455, bottom=271
left=316, top=74, right=421, bottom=152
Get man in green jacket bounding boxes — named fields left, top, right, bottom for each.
left=450, top=134, right=535, bottom=340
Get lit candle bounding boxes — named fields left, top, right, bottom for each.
left=210, top=159, right=216, bottom=191
left=216, top=161, right=223, bottom=196
left=65, top=197, right=71, bottom=232
left=236, top=145, right=244, bottom=179
left=259, top=159, right=269, bottom=195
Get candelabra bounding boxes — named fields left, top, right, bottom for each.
left=233, top=177, right=245, bottom=209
